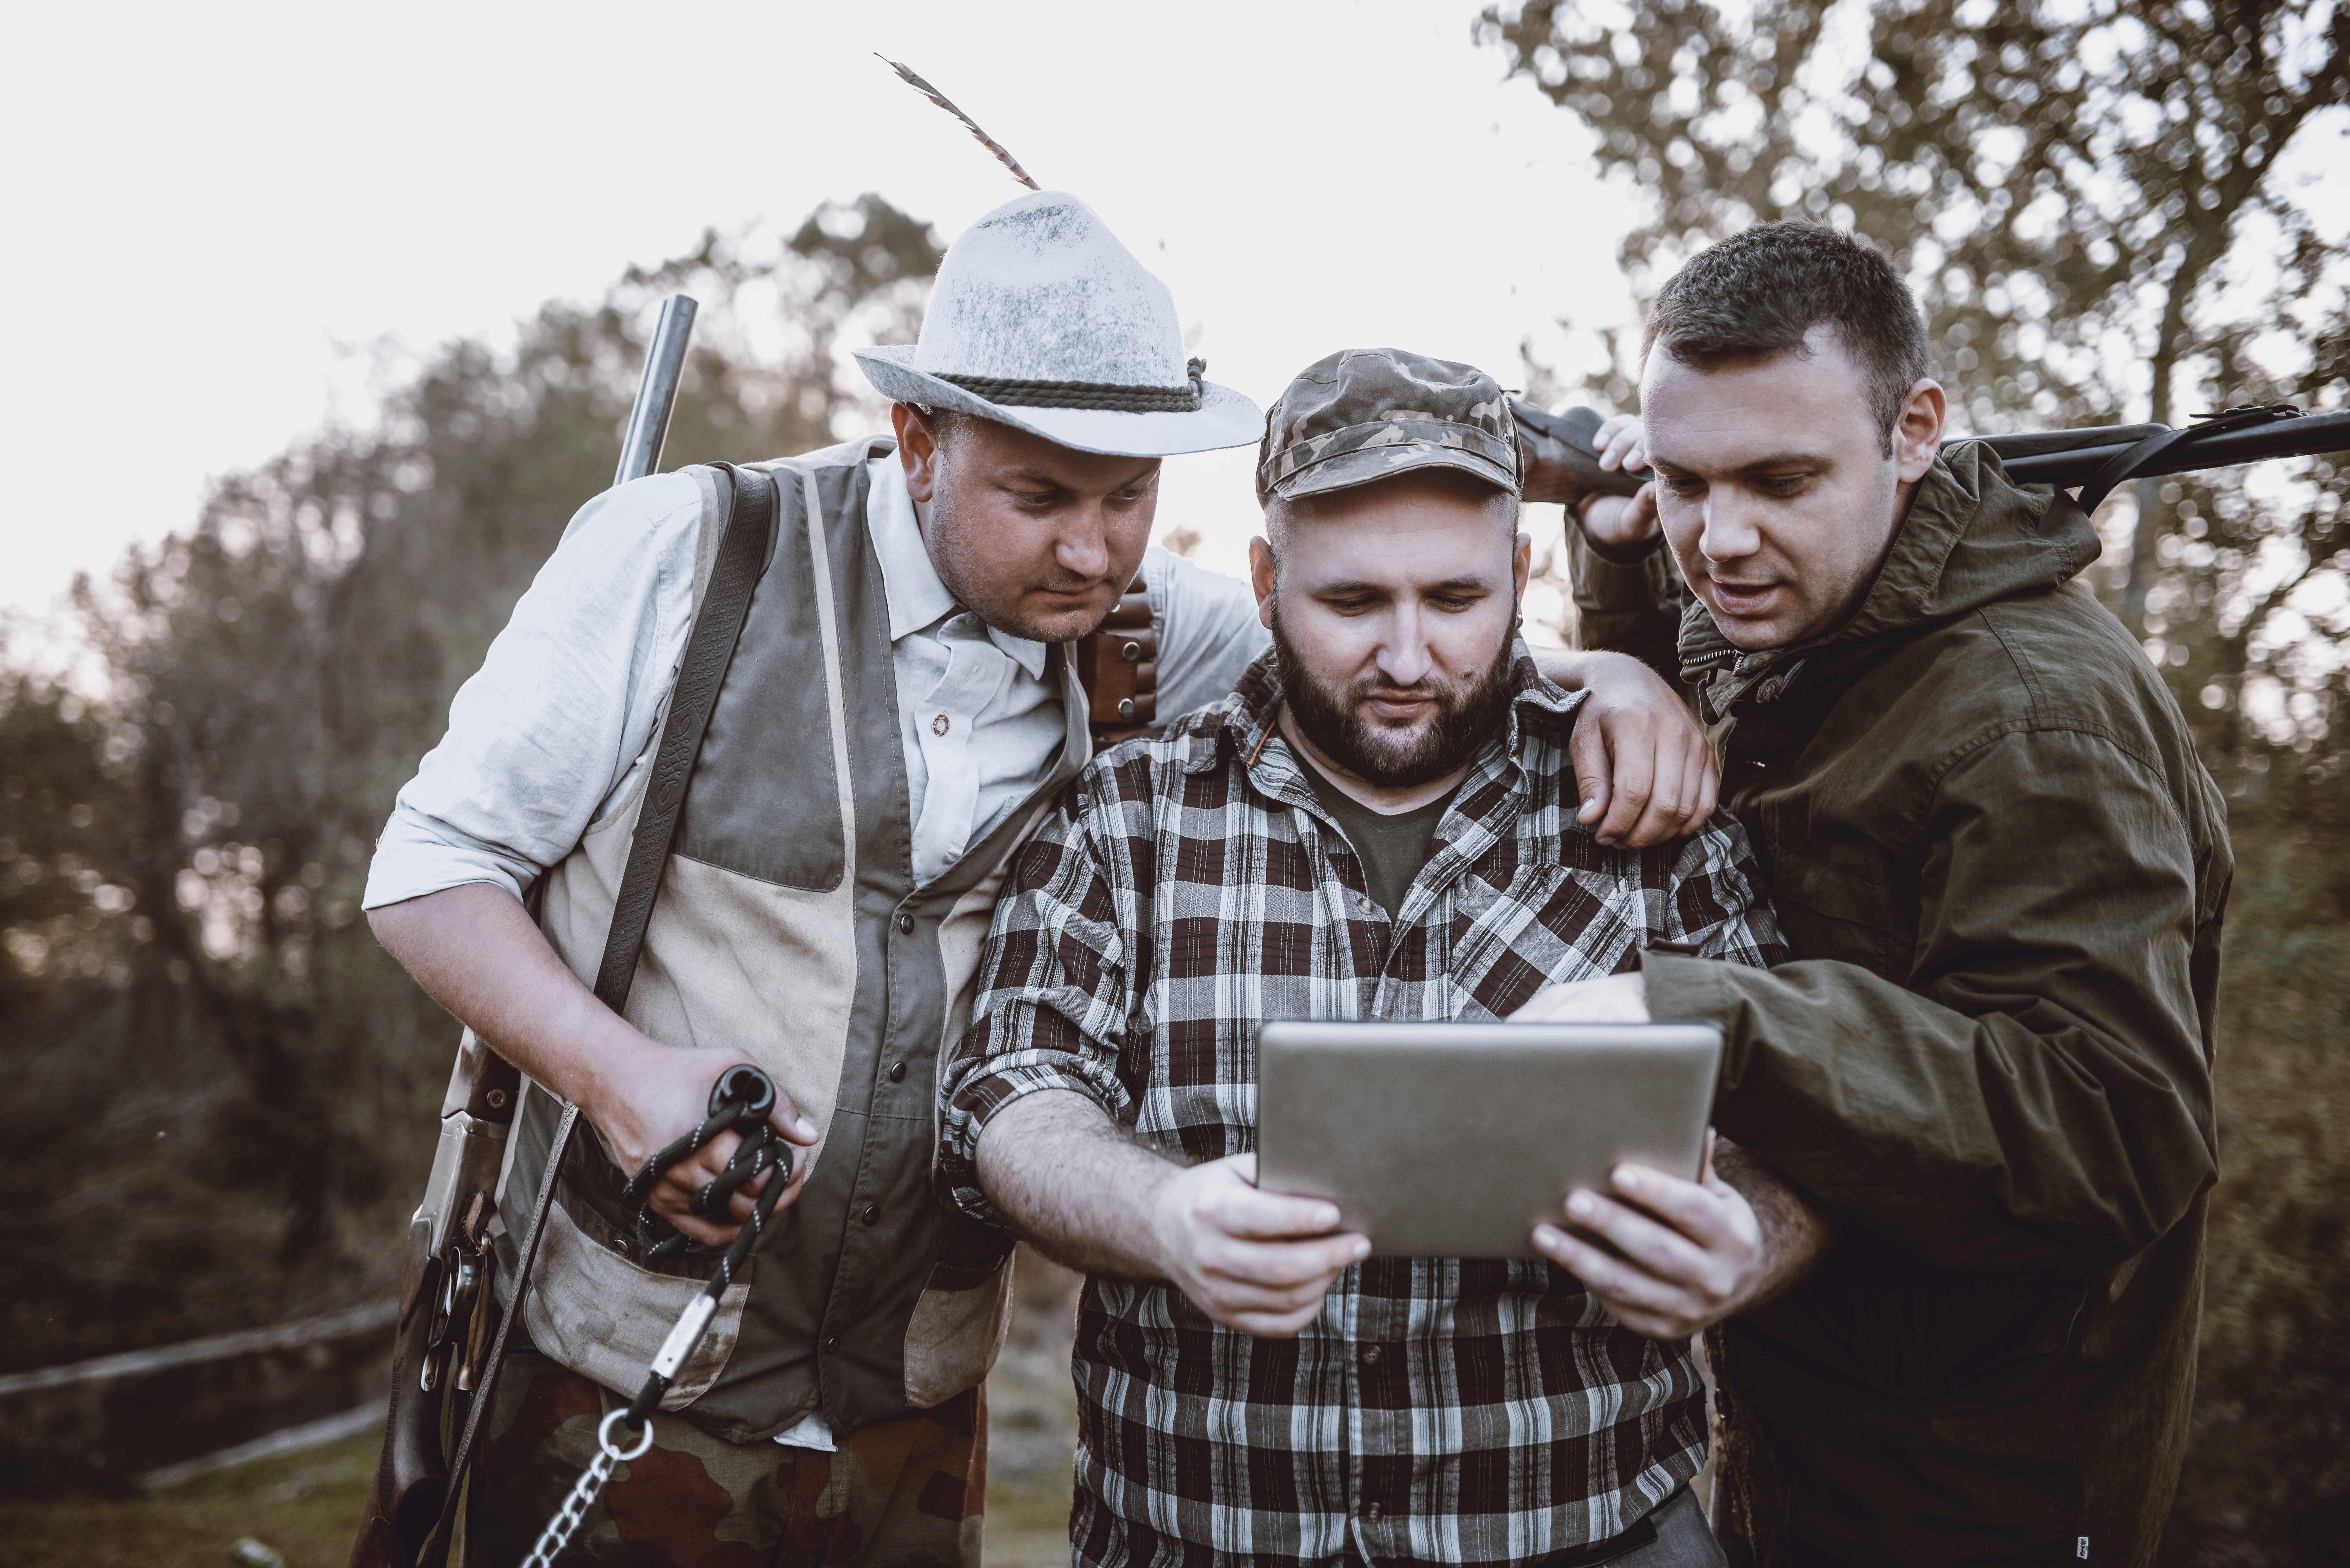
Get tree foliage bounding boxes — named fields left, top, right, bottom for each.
left=0, top=195, right=941, bottom=1382
left=1479, top=3, right=2350, bottom=1555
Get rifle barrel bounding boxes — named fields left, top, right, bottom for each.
left=1981, top=409, right=2350, bottom=488
left=615, top=295, right=700, bottom=488
left=1517, top=400, right=2350, bottom=500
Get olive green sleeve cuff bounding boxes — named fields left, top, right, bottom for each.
left=1563, top=522, right=1671, bottom=614
left=1638, top=949, right=1756, bottom=1085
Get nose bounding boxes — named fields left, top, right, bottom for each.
left=1698, top=492, right=1762, bottom=564
left=1374, top=604, right=1436, bottom=688
left=1055, top=500, right=1111, bottom=583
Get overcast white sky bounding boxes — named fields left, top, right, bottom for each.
left=0, top=0, right=1650, bottom=646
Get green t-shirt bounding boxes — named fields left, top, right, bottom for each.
left=1295, top=751, right=1461, bottom=923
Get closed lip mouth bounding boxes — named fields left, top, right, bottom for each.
left=1711, top=580, right=1777, bottom=595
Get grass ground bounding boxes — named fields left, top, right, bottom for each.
left=0, top=1250, right=1087, bottom=1568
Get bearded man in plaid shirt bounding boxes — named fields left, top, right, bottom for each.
left=940, top=350, right=1831, bottom=1568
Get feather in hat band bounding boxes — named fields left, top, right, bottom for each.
left=936, top=358, right=1208, bottom=413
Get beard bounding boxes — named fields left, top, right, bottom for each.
left=1270, top=603, right=1519, bottom=789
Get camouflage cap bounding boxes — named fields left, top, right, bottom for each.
left=1256, top=348, right=1520, bottom=504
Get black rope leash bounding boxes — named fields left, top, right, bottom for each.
left=614, top=1062, right=794, bottom=1418
left=521, top=1063, right=794, bottom=1566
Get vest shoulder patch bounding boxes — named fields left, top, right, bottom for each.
left=675, top=465, right=853, bottom=891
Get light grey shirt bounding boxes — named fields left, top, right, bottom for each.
left=363, top=453, right=1268, bottom=912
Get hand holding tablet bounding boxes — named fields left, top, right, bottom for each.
left=1255, top=1017, right=1785, bottom=1338
left=1255, top=1020, right=1723, bottom=1258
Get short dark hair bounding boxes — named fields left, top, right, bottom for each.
left=910, top=403, right=962, bottom=449
left=1642, top=222, right=1930, bottom=454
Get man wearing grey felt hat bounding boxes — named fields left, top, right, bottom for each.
left=363, top=188, right=1712, bottom=1564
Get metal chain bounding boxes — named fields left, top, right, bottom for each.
left=521, top=1408, right=654, bottom=1568
left=520, top=1063, right=792, bottom=1563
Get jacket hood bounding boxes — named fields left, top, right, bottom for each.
left=1678, top=442, right=2103, bottom=714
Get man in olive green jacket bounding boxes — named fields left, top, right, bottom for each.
left=1519, top=223, right=2229, bottom=1566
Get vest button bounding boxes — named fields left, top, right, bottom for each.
left=896, top=911, right=914, bottom=935
left=823, top=1335, right=840, bottom=1355
left=887, top=1060, right=907, bottom=1083
left=862, top=1204, right=881, bottom=1226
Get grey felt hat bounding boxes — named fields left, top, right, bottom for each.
left=854, top=191, right=1263, bottom=457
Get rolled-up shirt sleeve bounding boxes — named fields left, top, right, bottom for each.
left=938, top=788, right=1136, bottom=1228
left=362, top=471, right=705, bottom=909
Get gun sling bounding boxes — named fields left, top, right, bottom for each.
left=355, top=462, right=776, bottom=1568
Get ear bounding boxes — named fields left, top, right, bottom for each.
left=1513, top=530, right=1533, bottom=602
left=892, top=403, right=941, bottom=504
left=1893, top=379, right=1945, bottom=484
left=1249, top=536, right=1277, bottom=630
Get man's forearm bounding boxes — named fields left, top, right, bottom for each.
left=368, top=882, right=655, bottom=1128
left=973, top=1089, right=1174, bottom=1281
left=1560, top=520, right=1686, bottom=688
left=1714, top=1137, right=1835, bottom=1310
left=373, top=881, right=814, bottom=1243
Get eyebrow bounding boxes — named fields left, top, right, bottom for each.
left=1000, top=461, right=1160, bottom=490
left=1313, top=574, right=1497, bottom=595
left=1655, top=450, right=1834, bottom=476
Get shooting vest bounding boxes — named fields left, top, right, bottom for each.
left=491, top=435, right=1090, bottom=1443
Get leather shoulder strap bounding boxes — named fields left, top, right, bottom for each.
left=1073, top=572, right=1159, bottom=745
left=421, top=463, right=777, bottom=1564
left=594, top=463, right=776, bottom=1013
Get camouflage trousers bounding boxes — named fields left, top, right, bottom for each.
left=463, top=1350, right=985, bottom=1568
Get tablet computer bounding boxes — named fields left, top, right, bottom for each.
left=1255, top=1020, right=1723, bottom=1258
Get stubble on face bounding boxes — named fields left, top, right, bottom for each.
left=920, top=477, right=1107, bottom=644
left=1271, top=596, right=1518, bottom=789
left=912, top=417, right=1159, bottom=646
left=1640, top=328, right=1913, bottom=652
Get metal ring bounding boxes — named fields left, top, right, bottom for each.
left=599, top=1407, right=656, bottom=1462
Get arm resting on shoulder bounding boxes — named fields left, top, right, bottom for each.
left=1527, top=643, right=1719, bottom=847
left=1157, top=542, right=1711, bottom=848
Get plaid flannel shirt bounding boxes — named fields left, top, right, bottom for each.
left=940, top=646, right=1785, bottom=1568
